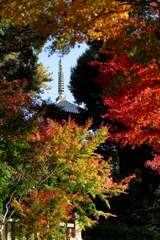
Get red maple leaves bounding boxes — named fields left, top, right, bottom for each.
left=91, top=46, right=160, bottom=173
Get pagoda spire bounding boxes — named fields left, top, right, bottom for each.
left=56, top=58, right=66, bottom=102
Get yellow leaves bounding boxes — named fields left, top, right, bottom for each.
left=34, top=64, right=51, bottom=88
left=0, top=0, right=132, bottom=51
left=83, top=3, right=130, bottom=41
left=11, top=197, right=23, bottom=212
left=121, top=11, right=129, bottom=20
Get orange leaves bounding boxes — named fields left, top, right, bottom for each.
left=0, top=0, right=132, bottom=51
left=18, top=117, right=125, bottom=235
left=19, top=189, right=73, bottom=237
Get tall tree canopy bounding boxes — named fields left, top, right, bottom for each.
left=0, top=0, right=131, bottom=51
left=87, top=1, right=160, bottom=172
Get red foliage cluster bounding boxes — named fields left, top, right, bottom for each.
left=145, top=155, right=160, bottom=174
left=91, top=48, right=160, bottom=173
left=104, top=61, right=160, bottom=146
left=90, top=52, right=138, bottom=96
left=0, top=80, right=33, bottom=120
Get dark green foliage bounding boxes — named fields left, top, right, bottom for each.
left=0, top=22, right=51, bottom=91
left=69, top=41, right=107, bottom=125
left=84, top=144, right=160, bottom=240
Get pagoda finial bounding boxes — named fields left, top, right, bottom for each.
left=58, top=58, right=64, bottom=96
left=56, top=58, right=66, bottom=102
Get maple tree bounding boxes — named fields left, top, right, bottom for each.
left=104, top=62, right=160, bottom=173
left=0, top=81, right=126, bottom=239
left=0, top=0, right=130, bottom=52
left=84, top=0, right=160, bottom=174
left=74, top=2, right=160, bottom=239
left=90, top=53, right=160, bottom=173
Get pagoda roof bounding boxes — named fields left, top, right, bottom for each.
left=56, top=99, right=80, bottom=114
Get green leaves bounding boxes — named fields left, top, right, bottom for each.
left=0, top=81, right=125, bottom=238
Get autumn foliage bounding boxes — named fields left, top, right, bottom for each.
left=0, top=0, right=131, bottom=51
left=89, top=10, right=160, bottom=173
left=104, top=61, right=160, bottom=173
left=0, top=0, right=160, bottom=239
left=0, top=81, right=126, bottom=239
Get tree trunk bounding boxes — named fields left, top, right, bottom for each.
left=0, top=224, right=6, bottom=240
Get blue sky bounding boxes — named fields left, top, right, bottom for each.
left=38, top=43, right=88, bottom=103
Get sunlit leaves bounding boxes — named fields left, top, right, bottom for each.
left=0, top=0, right=131, bottom=51
left=13, top=119, right=125, bottom=238
left=0, top=81, right=126, bottom=238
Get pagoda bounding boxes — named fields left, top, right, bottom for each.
left=55, top=58, right=80, bottom=114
